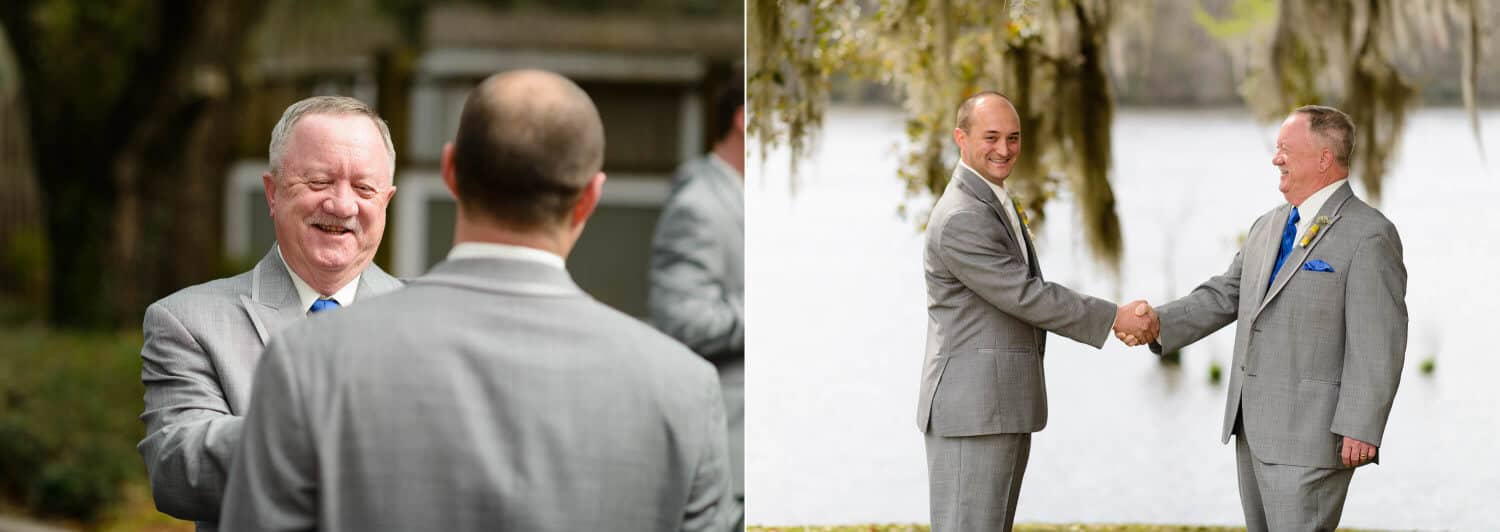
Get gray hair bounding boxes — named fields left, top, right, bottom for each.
left=1294, top=105, right=1355, bottom=169
left=268, top=95, right=396, bottom=180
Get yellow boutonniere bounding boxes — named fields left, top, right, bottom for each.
left=1300, top=215, right=1332, bottom=247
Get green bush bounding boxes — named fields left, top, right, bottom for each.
left=0, top=325, right=145, bottom=522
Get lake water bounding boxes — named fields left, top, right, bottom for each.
left=745, top=106, right=1500, bottom=530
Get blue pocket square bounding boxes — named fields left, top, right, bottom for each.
left=1303, top=259, right=1335, bottom=272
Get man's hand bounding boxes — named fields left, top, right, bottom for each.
left=1341, top=436, right=1377, bottom=467
left=1113, top=300, right=1160, bottom=346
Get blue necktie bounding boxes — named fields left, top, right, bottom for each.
left=1267, top=207, right=1300, bottom=292
left=309, top=298, right=341, bottom=314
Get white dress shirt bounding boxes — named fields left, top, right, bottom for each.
left=448, top=241, right=566, bottom=270
left=1291, top=179, right=1348, bottom=244
left=278, top=245, right=361, bottom=314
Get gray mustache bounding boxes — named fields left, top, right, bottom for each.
left=306, top=216, right=360, bottom=233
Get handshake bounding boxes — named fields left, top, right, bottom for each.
left=1113, top=300, right=1160, bottom=346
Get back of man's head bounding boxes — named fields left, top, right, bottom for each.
left=451, top=70, right=605, bottom=229
left=711, top=74, right=744, bottom=144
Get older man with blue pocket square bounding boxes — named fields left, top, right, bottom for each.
left=1121, top=105, right=1407, bottom=531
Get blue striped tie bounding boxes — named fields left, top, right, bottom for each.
left=1267, top=207, right=1300, bottom=292
left=309, top=298, right=341, bottom=314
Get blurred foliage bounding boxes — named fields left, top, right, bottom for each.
left=0, top=326, right=146, bottom=522
left=1420, top=356, right=1435, bottom=375
left=1, top=227, right=49, bottom=323
left=750, top=0, right=1137, bottom=272
left=1208, top=360, right=1223, bottom=384
left=750, top=0, right=1489, bottom=270
left=1197, top=0, right=1491, bottom=204
left=1, top=0, right=267, bottom=329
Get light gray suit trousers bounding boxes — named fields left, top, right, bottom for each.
left=136, top=246, right=401, bottom=530
left=919, top=166, right=1116, bottom=532
left=1151, top=183, right=1406, bottom=530
left=220, top=256, right=737, bottom=532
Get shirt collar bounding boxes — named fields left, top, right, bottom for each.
left=1293, top=178, right=1347, bottom=219
left=277, top=245, right=361, bottom=313
left=447, top=242, right=567, bottom=270
left=960, top=160, right=1012, bottom=204
left=708, top=152, right=743, bottom=189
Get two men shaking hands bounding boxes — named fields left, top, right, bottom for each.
left=919, top=91, right=1406, bottom=532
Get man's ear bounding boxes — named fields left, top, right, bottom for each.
left=570, top=172, right=606, bottom=230
left=441, top=142, right=459, bottom=200
left=262, top=172, right=277, bottom=216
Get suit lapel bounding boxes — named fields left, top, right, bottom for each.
left=1017, top=203, right=1041, bottom=278
left=1244, top=205, right=1287, bottom=313
left=955, top=165, right=1029, bottom=272
left=1256, top=184, right=1354, bottom=315
left=240, top=246, right=305, bottom=346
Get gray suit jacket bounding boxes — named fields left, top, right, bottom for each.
left=918, top=165, right=1116, bottom=437
left=137, top=246, right=401, bottom=528
left=220, top=256, right=736, bottom=532
left=649, top=153, right=744, bottom=497
left=1151, top=182, right=1407, bottom=468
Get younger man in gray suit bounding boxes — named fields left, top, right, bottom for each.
left=918, top=91, right=1156, bottom=532
left=137, top=96, right=402, bottom=529
left=221, top=70, right=736, bottom=531
left=1135, top=105, right=1406, bottom=531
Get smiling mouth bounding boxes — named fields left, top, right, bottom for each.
left=312, top=223, right=352, bottom=235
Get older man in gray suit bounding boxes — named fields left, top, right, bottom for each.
left=221, top=69, right=735, bottom=531
left=918, top=91, right=1155, bottom=532
left=1128, top=105, right=1406, bottom=531
left=650, top=76, right=745, bottom=522
left=136, top=96, right=401, bottom=529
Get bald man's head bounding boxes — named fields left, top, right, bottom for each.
left=451, top=69, right=606, bottom=229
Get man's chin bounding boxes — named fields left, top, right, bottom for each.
left=303, top=248, right=363, bottom=274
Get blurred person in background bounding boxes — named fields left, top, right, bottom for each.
left=649, top=73, right=745, bottom=527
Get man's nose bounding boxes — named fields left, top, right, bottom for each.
left=321, top=183, right=359, bottom=218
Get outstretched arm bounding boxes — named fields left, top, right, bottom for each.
left=137, top=302, right=243, bottom=522
left=937, top=209, right=1116, bottom=347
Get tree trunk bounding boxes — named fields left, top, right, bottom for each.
left=1, top=0, right=264, bottom=328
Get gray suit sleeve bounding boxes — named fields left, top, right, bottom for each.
left=649, top=196, right=743, bottom=358
left=221, top=337, right=318, bottom=531
left=1331, top=232, right=1407, bottom=447
left=681, top=371, right=736, bottom=532
left=137, top=301, right=243, bottom=521
left=1151, top=246, right=1245, bottom=355
left=937, top=210, right=1115, bottom=347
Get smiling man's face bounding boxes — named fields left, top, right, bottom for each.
left=955, top=96, right=1022, bottom=185
left=263, top=113, right=395, bottom=287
